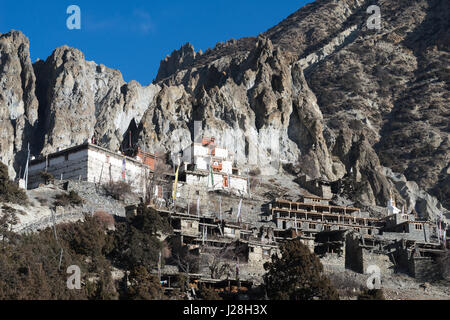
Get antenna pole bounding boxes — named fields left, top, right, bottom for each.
left=24, top=143, right=30, bottom=190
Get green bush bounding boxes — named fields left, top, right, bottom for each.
left=126, top=266, right=163, bottom=300
left=263, top=239, right=339, bottom=300
left=110, top=204, right=171, bottom=271
left=0, top=203, right=173, bottom=300
left=0, top=216, right=117, bottom=300
left=0, top=162, right=28, bottom=205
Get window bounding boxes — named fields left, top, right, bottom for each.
left=309, top=224, right=316, bottom=230
left=263, top=249, right=270, bottom=256
left=415, top=224, right=423, bottom=230
left=324, top=225, right=331, bottom=231
left=64, top=154, right=69, bottom=161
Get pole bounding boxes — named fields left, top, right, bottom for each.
left=23, top=143, right=30, bottom=190
left=187, top=191, right=191, bottom=216
left=202, top=225, right=205, bottom=245
left=219, top=196, right=222, bottom=222
left=129, top=131, right=132, bottom=149
left=237, top=199, right=243, bottom=224
left=158, top=251, right=162, bottom=281
left=247, top=168, right=251, bottom=197
left=295, top=213, right=298, bottom=234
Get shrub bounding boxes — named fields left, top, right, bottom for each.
left=263, top=239, right=339, bottom=300
left=249, top=168, right=261, bottom=176
left=0, top=205, right=19, bottom=248
left=54, top=191, right=83, bottom=207
left=110, top=205, right=171, bottom=271
left=358, top=289, right=386, bottom=300
left=59, top=215, right=113, bottom=258
left=37, top=197, right=48, bottom=205
left=40, top=171, right=54, bottom=185
left=0, top=162, right=28, bottom=205
left=127, top=266, right=163, bottom=300
left=0, top=215, right=118, bottom=300
left=198, top=284, right=222, bottom=300
left=176, top=274, right=189, bottom=292
left=103, top=181, right=132, bottom=201
left=93, top=211, right=115, bottom=230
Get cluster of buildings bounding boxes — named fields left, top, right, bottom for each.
left=24, top=136, right=449, bottom=289
left=180, top=136, right=249, bottom=195
left=270, top=194, right=447, bottom=280
left=27, top=136, right=249, bottom=201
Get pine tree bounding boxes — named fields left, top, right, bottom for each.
left=263, top=239, right=339, bottom=300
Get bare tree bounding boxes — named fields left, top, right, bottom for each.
left=201, top=243, right=241, bottom=279
left=172, top=249, right=200, bottom=283
left=0, top=205, right=18, bottom=248
left=146, top=149, right=172, bottom=206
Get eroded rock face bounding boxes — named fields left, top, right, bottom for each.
left=156, top=43, right=198, bottom=82
left=0, top=0, right=448, bottom=220
left=33, top=45, right=161, bottom=154
left=0, top=31, right=38, bottom=177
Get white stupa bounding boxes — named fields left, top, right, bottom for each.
left=387, top=190, right=401, bottom=215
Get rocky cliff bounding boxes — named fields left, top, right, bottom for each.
left=0, top=31, right=38, bottom=178
left=0, top=0, right=448, bottom=219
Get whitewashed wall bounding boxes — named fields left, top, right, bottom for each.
left=194, top=156, right=209, bottom=171
left=214, top=147, right=228, bottom=159
left=28, top=146, right=152, bottom=195
left=186, top=172, right=248, bottom=194
left=230, top=175, right=248, bottom=193
left=193, top=144, right=209, bottom=158
left=87, top=148, right=151, bottom=194
left=221, top=160, right=233, bottom=174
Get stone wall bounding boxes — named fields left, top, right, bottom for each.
left=412, top=257, right=442, bottom=281
left=320, top=254, right=346, bottom=273
left=345, top=233, right=364, bottom=273
left=28, top=148, right=89, bottom=189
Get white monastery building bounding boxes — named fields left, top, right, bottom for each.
left=27, top=143, right=154, bottom=194
left=182, top=137, right=249, bottom=195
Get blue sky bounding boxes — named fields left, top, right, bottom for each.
left=0, top=1, right=312, bottom=85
